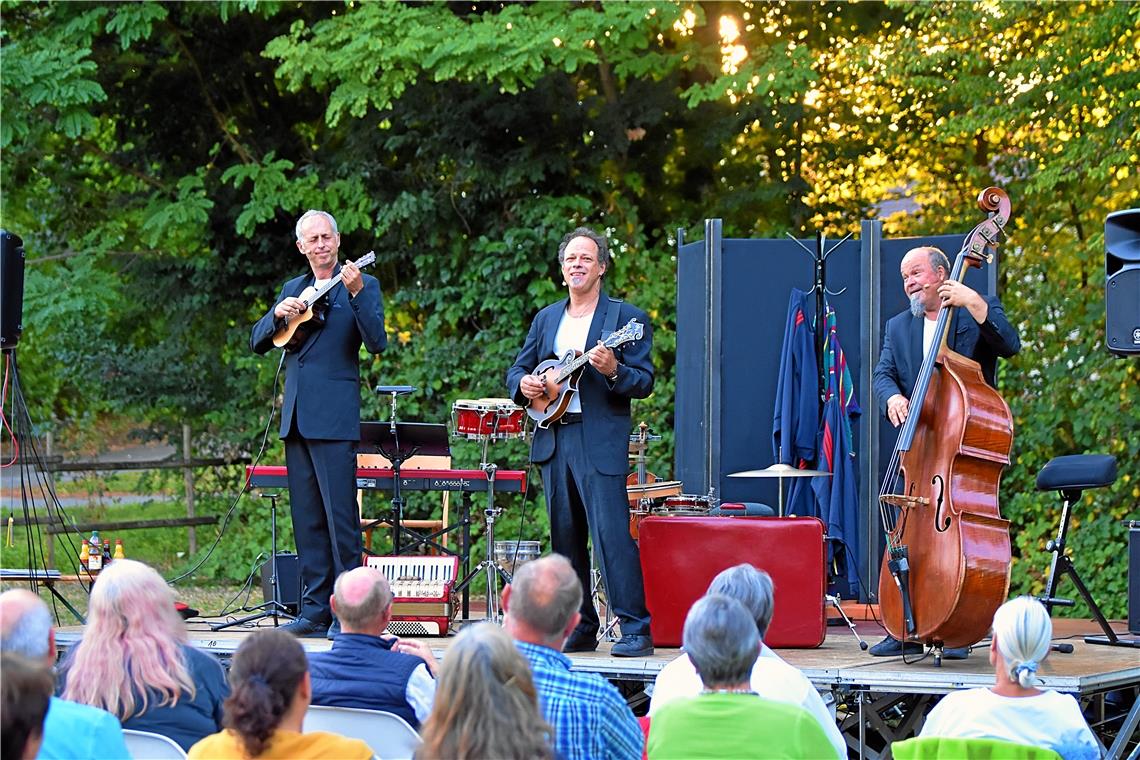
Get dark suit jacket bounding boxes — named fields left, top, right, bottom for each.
left=872, top=294, right=1019, bottom=417
left=506, top=291, right=654, bottom=476
left=251, top=266, right=387, bottom=440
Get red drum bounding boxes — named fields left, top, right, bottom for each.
left=451, top=398, right=526, bottom=440
left=659, top=494, right=712, bottom=515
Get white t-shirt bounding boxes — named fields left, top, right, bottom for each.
left=553, top=310, right=593, bottom=414
left=919, top=688, right=1099, bottom=760
left=922, top=316, right=938, bottom=358
left=649, top=645, right=845, bottom=759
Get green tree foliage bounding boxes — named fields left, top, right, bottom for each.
left=1, top=1, right=1136, bottom=612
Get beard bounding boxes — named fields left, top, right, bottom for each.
left=909, top=294, right=925, bottom=317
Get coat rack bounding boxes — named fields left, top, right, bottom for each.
left=787, top=231, right=853, bottom=410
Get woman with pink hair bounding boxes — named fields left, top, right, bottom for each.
left=60, top=559, right=229, bottom=751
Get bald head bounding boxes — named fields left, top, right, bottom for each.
left=331, top=566, right=393, bottom=633
left=0, top=590, right=54, bottom=663
left=505, top=554, right=583, bottom=646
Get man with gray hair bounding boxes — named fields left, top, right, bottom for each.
left=307, top=566, right=436, bottom=728
left=0, top=589, right=130, bottom=759
left=648, top=594, right=835, bottom=759
left=251, top=209, right=387, bottom=639
left=870, top=244, right=1018, bottom=657
left=502, top=554, right=642, bottom=760
left=649, top=564, right=845, bottom=758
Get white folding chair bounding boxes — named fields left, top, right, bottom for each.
left=121, top=729, right=188, bottom=759
left=304, top=705, right=422, bottom=760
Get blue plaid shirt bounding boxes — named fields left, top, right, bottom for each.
left=515, top=641, right=643, bottom=760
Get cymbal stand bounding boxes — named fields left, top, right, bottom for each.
left=453, top=463, right=512, bottom=623
left=591, top=543, right=621, bottom=642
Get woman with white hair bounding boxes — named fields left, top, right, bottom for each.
left=918, top=596, right=1098, bottom=759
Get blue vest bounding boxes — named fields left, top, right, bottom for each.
left=307, top=633, right=425, bottom=728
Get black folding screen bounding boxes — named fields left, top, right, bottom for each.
left=674, top=220, right=997, bottom=599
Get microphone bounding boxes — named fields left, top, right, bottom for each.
left=1051, top=643, right=1074, bottom=654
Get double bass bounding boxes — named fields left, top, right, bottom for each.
left=877, top=187, right=1015, bottom=654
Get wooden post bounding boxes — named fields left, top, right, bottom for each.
left=183, top=424, right=196, bottom=555
left=45, top=430, right=55, bottom=567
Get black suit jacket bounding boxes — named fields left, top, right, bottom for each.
left=506, top=291, right=654, bottom=476
left=872, top=294, right=1019, bottom=417
left=250, top=266, right=387, bottom=440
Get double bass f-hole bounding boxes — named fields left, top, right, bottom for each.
left=932, top=475, right=950, bottom=532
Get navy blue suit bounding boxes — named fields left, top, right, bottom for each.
left=507, top=291, right=654, bottom=635
left=251, top=265, right=386, bottom=623
left=873, top=295, right=1019, bottom=415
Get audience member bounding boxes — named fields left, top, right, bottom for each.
left=59, top=559, right=229, bottom=751
left=649, top=564, right=844, bottom=757
left=308, top=566, right=437, bottom=727
left=1, top=652, right=55, bottom=760
left=501, top=553, right=643, bottom=760
left=0, top=589, right=130, bottom=760
left=918, top=596, right=1098, bottom=760
left=189, top=629, right=372, bottom=759
left=417, top=622, right=553, bottom=760
left=648, top=595, right=835, bottom=759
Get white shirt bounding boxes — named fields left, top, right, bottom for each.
left=649, top=644, right=845, bottom=759
left=553, top=310, right=593, bottom=414
left=919, top=687, right=1099, bottom=760
left=405, top=664, right=436, bottom=725
left=922, top=316, right=938, bottom=358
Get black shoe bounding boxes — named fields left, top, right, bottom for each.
left=868, top=635, right=923, bottom=657
left=941, top=646, right=970, bottom=660
left=563, top=627, right=599, bottom=654
left=326, top=619, right=341, bottom=640
left=279, top=617, right=328, bottom=638
left=611, top=634, right=653, bottom=658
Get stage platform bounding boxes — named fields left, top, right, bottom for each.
left=54, top=614, right=1139, bottom=760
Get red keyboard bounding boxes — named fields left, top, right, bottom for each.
left=246, top=465, right=527, bottom=493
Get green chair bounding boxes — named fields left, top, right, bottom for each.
left=892, top=736, right=1062, bottom=760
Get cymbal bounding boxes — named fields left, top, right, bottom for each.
left=728, top=464, right=831, bottom=478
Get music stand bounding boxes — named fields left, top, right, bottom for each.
left=358, top=421, right=450, bottom=555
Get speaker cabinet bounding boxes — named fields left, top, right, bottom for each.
left=260, top=553, right=300, bottom=614
left=1105, top=209, right=1140, bottom=357
left=0, top=230, right=25, bottom=351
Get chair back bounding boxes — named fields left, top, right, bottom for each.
left=121, top=729, right=188, bottom=759
left=892, top=736, right=1062, bottom=760
left=304, top=705, right=422, bottom=760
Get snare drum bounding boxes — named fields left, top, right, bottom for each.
left=658, top=494, right=712, bottom=516
left=494, top=540, right=541, bottom=573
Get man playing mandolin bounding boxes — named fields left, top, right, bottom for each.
left=507, top=227, right=656, bottom=658
left=250, top=209, right=387, bottom=639
left=870, top=244, right=1020, bottom=657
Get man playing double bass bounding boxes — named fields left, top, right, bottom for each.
left=870, top=245, right=1020, bottom=657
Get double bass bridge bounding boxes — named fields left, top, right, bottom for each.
left=880, top=494, right=931, bottom=511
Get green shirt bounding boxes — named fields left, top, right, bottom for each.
left=648, top=691, right=839, bottom=759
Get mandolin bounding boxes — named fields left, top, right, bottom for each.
left=272, top=251, right=376, bottom=352
left=526, top=318, right=644, bottom=429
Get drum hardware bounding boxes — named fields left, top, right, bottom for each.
left=727, top=463, right=831, bottom=517
left=451, top=463, right=512, bottom=624
left=494, top=540, right=541, bottom=574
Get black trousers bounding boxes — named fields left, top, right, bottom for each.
left=284, top=435, right=362, bottom=623
left=541, top=420, right=650, bottom=636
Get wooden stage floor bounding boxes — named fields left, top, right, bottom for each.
left=55, top=613, right=1140, bottom=759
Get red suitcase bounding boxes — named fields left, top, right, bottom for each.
left=638, top=516, right=826, bottom=648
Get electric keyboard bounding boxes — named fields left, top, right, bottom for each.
left=365, top=555, right=458, bottom=636
left=246, top=465, right=527, bottom=493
